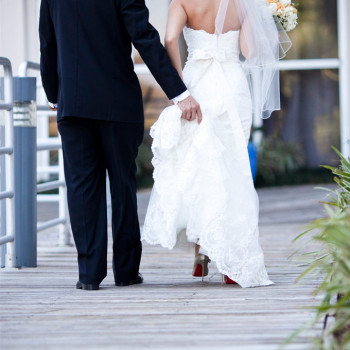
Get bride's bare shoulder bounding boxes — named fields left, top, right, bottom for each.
left=169, top=0, right=188, bottom=15
left=169, top=0, right=186, bottom=7
left=170, top=0, right=203, bottom=12
left=169, top=0, right=186, bottom=12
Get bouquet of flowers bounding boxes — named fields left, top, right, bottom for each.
left=267, top=0, right=298, bottom=32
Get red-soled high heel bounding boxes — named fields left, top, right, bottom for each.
left=192, top=254, right=211, bottom=281
left=222, top=274, right=238, bottom=285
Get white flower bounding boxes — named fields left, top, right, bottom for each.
left=280, top=0, right=291, bottom=7
left=282, top=11, right=298, bottom=32
left=269, top=3, right=278, bottom=15
left=268, top=1, right=298, bottom=32
left=284, top=6, right=295, bottom=14
left=285, top=21, right=297, bottom=31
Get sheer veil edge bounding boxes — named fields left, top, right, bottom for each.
left=215, top=0, right=292, bottom=119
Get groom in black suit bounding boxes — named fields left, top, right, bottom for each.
left=39, top=0, right=201, bottom=290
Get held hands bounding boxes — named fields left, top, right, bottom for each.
left=48, top=97, right=203, bottom=122
left=177, top=96, right=202, bottom=124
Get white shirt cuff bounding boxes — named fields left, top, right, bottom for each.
left=48, top=102, right=58, bottom=109
left=172, top=90, right=190, bottom=104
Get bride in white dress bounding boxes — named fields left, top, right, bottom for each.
left=142, top=0, right=291, bottom=288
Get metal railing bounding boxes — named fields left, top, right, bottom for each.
left=19, top=61, right=71, bottom=245
left=0, top=57, right=16, bottom=267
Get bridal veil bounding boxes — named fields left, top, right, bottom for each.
left=215, top=0, right=292, bottom=119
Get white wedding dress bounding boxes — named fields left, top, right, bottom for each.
left=141, top=24, right=274, bottom=288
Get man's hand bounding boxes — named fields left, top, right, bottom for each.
left=177, top=96, right=202, bottom=124
left=48, top=103, right=57, bottom=112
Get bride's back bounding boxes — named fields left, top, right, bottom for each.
left=182, top=0, right=240, bottom=34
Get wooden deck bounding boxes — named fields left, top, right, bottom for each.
left=0, top=184, right=331, bottom=349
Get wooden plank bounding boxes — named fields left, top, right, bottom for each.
left=0, top=184, right=332, bottom=349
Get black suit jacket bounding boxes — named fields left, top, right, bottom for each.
left=39, top=0, right=187, bottom=122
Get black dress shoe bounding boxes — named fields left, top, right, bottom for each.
left=115, top=273, right=143, bottom=287
left=76, top=281, right=99, bottom=291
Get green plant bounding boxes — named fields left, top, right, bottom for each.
left=257, top=137, right=304, bottom=185
left=319, top=146, right=350, bottom=212
left=135, top=135, right=154, bottom=188
left=295, top=208, right=350, bottom=350
left=290, top=148, right=350, bottom=349
left=136, top=142, right=153, bottom=178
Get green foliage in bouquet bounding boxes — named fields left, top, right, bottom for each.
left=289, top=147, right=350, bottom=349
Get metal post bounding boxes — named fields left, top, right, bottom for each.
left=13, top=77, right=37, bottom=267
left=18, top=62, right=50, bottom=183
left=338, top=0, right=350, bottom=158
left=106, top=173, right=112, bottom=225
left=58, top=147, right=71, bottom=246
left=18, top=61, right=40, bottom=78
left=0, top=57, right=16, bottom=268
left=18, top=60, right=72, bottom=247
left=0, top=96, right=6, bottom=265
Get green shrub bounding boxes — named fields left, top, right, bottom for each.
left=291, top=148, right=350, bottom=350
left=256, top=137, right=305, bottom=186
left=136, top=135, right=154, bottom=189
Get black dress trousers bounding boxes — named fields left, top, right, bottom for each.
left=58, top=117, right=144, bottom=285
